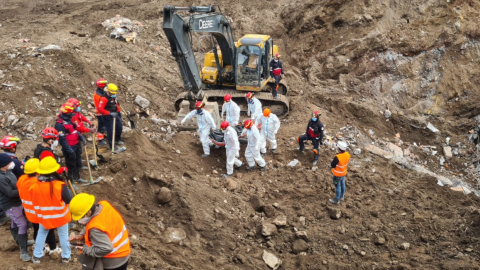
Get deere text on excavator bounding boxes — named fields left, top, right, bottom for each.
left=163, top=5, right=289, bottom=129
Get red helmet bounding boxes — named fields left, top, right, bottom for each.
left=60, top=102, right=75, bottom=114
left=313, top=111, right=321, bottom=118
left=96, top=78, right=108, bottom=88
left=220, top=121, right=230, bottom=130
left=41, top=127, right=59, bottom=140
left=67, top=98, right=81, bottom=108
left=244, top=119, right=253, bottom=129
left=0, top=135, right=20, bottom=150
left=275, top=53, right=280, bottom=59
left=224, top=94, right=232, bottom=102
left=246, top=92, right=254, bottom=99
left=195, top=101, right=205, bottom=109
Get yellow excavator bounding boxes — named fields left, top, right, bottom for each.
left=163, top=5, right=289, bottom=129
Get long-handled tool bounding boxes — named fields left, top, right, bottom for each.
left=82, top=144, right=102, bottom=186
left=112, top=117, right=116, bottom=152
left=67, top=180, right=77, bottom=196
left=90, top=132, right=106, bottom=168
left=120, top=105, right=135, bottom=129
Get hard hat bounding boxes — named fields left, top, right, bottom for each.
left=96, top=78, right=108, bottom=88
left=36, top=156, right=61, bottom=175
left=313, top=111, right=321, bottom=118
left=263, top=108, right=271, bottom=117
left=0, top=136, right=20, bottom=150
left=24, top=158, right=40, bottom=174
left=70, top=193, right=96, bottom=221
left=275, top=53, right=280, bottom=59
left=224, top=94, right=232, bottom=102
left=41, top=127, right=59, bottom=140
left=220, top=121, right=230, bottom=130
left=106, top=83, right=118, bottom=94
left=67, top=98, right=82, bottom=108
left=337, top=141, right=348, bottom=151
left=244, top=119, right=253, bottom=129
left=195, top=101, right=205, bottom=109
left=60, top=102, right=75, bottom=114
left=245, top=92, right=254, bottom=99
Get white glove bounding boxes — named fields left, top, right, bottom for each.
left=236, top=151, right=240, bottom=158
left=247, top=111, right=251, bottom=117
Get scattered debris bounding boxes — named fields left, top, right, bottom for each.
left=135, top=95, right=150, bottom=109
left=37, top=45, right=62, bottom=52
left=262, top=250, right=282, bottom=270
left=102, top=15, right=144, bottom=43
left=287, top=159, right=299, bottom=167
left=427, top=122, right=439, bottom=133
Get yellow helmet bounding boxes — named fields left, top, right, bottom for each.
left=106, top=83, right=118, bottom=95
left=24, top=158, right=40, bottom=174
left=36, top=156, right=60, bottom=175
left=70, top=193, right=96, bottom=221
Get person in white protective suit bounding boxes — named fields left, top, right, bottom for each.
left=240, top=119, right=266, bottom=171
left=180, top=101, right=216, bottom=157
left=221, top=94, right=240, bottom=127
left=246, top=92, right=262, bottom=121
left=256, top=108, right=280, bottom=156
left=220, top=121, right=243, bottom=178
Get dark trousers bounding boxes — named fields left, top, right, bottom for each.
left=62, top=144, right=82, bottom=180
left=272, top=75, right=281, bottom=97
left=97, top=115, right=106, bottom=135
left=104, top=115, right=122, bottom=147
left=298, top=134, right=320, bottom=160
left=32, top=223, right=57, bottom=250
left=110, top=261, right=129, bottom=270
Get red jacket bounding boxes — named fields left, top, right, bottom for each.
left=97, top=96, right=120, bottom=116
left=72, top=112, right=92, bottom=133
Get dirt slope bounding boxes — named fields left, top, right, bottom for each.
left=1, top=0, right=480, bottom=269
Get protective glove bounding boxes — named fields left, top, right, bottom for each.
left=110, top=112, right=118, bottom=118
left=235, top=151, right=240, bottom=158
left=81, top=137, right=87, bottom=146
left=89, top=128, right=97, bottom=133
left=57, top=167, right=68, bottom=174
left=23, top=156, right=31, bottom=163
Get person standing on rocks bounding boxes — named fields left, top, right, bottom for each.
left=297, top=111, right=324, bottom=165
left=181, top=101, right=216, bottom=158
left=55, top=102, right=87, bottom=183
left=0, top=153, right=32, bottom=261
left=221, top=94, right=240, bottom=127
left=34, top=127, right=62, bottom=164
left=94, top=78, right=108, bottom=145
left=221, top=121, right=243, bottom=178
left=256, top=108, right=280, bottom=155
left=269, top=53, right=284, bottom=99
left=97, top=83, right=125, bottom=152
left=240, top=119, right=265, bottom=171
left=246, top=92, right=262, bottom=121
left=31, top=156, right=72, bottom=264
left=68, top=193, right=131, bottom=270
left=68, top=98, right=96, bottom=135
left=329, top=141, right=350, bottom=205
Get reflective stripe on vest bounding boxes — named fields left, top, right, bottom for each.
left=31, top=180, right=71, bottom=229
left=332, top=152, right=351, bottom=177
left=85, top=201, right=131, bottom=258
left=17, top=175, right=38, bottom=223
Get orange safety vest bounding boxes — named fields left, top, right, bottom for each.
left=16, top=174, right=38, bottom=223
left=332, top=152, right=350, bottom=177
left=31, top=180, right=71, bottom=229
left=85, top=201, right=131, bottom=258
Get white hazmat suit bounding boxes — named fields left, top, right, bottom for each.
left=181, top=109, right=216, bottom=156
left=221, top=100, right=240, bottom=126
left=224, top=125, right=243, bottom=175
left=247, top=97, right=262, bottom=121
left=256, top=113, right=280, bottom=154
left=240, top=125, right=266, bottom=168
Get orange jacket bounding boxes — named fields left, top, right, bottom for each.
left=16, top=174, right=38, bottom=223
left=31, top=180, right=71, bottom=229
left=85, top=201, right=131, bottom=258
left=332, top=152, right=350, bottom=177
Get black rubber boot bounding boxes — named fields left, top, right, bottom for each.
left=10, top=228, right=19, bottom=245
left=17, top=234, right=32, bottom=261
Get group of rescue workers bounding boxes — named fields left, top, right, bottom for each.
left=0, top=78, right=130, bottom=269
left=180, top=91, right=351, bottom=205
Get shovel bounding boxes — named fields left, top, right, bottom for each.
left=82, top=144, right=102, bottom=186
left=92, top=132, right=107, bottom=163
left=120, top=105, right=135, bottom=129
left=111, top=116, right=126, bottom=154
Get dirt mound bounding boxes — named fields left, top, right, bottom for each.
left=1, top=0, right=480, bottom=269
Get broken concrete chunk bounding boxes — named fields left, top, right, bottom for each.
left=38, top=45, right=62, bottom=52
left=135, top=95, right=150, bottom=109
left=272, top=215, right=287, bottom=227
left=262, top=223, right=277, bottom=236
left=427, top=122, right=439, bottom=133
left=443, top=146, right=452, bottom=158
left=262, top=250, right=282, bottom=270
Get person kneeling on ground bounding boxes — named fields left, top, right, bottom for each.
left=69, top=193, right=131, bottom=270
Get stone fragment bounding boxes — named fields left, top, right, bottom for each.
left=327, top=207, right=342, bottom=219
left=225, top=178, right=238, bottom=191
left=164, top=227, right=186, bottom=243
left=273, top=215, right=287, bottom=227
left=135, top=95, right=150, bottom=109
left=262, top=250, right=282, bottom=270
left=364, top=145, right=393, bottom=159
left=157, top=187, right=172, bottom=203
left=443, top=146, right=452, bottom=158
left=375, top=235, right=385, bottom=245
left=384, top=109, right=391, bottom=119
left=292, top=239, right=308, bottom=254
left=262, top=223, right=277, bottom=236
left=249, top=195, right=265, bottom=212
left=296, top=231, right=308, bottom=240
left=399, top=242, right=410, bottom=250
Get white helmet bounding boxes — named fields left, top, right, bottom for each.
left=337, top=141, right=347, bottom=151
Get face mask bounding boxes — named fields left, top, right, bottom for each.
left=222, top=129, right=227, bottom=134
left=248, top=99, right=253, bottom=104
left=111, top=95, right=116, bottom=98
left=51, top=140, right=59, bottom=150
left=312, top=117, right=317, bottom=121
left=78, top=216, right=92, bottom=225
left=274, top=59, right=278, bottom=62
left=76, top=107, right=81, bottom=112
left=7, top=162, right=15, bottom=171
left=196, top=109, right=203, bottom=114
left=224, top=100, right=230, bottom=104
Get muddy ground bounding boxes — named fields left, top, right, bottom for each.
left=1, top=0, right=480, bottom=269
